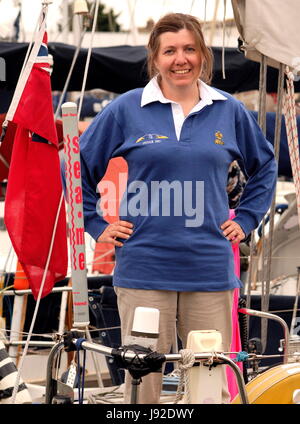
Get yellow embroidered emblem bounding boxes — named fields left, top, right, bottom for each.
left=214, top=131, right=224, bottom=145
left=135, top=134, right=169, bottom=143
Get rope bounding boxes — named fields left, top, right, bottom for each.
left=87, top=385, right=124, bottom=404
left=125, top=0, right=138, bottom=46
left=173, top=349, right=195, bottom=404
left=234, top=351, right=249, bottom=362
left=283, top=67, right=300, bottom=229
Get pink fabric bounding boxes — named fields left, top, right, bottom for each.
left=226, top=210, right=243, bottom=400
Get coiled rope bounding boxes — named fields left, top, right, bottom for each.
left=173, top=349, right=195, bottom=404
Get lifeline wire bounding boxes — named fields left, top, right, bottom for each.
left=85, top=325, right=104, bottom=388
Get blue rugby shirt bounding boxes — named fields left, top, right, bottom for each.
left=79, top=80, right=277, bottom=292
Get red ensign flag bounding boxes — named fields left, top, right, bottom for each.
left=4, top=32, right=68, bottom=299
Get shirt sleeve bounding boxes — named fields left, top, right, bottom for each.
left=68, top=106, right=124, bottom=241
left=232, top=102, right=278, bottom=237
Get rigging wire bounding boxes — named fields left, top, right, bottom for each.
left=262, top=63, right=285, bottom=329
left=77, top=0, right=101, bottom=120
left=4, top=246, right=17, bottom=325
left=0, top=153, right=10, bottom=170
left=124, top=0, right=138, bottom=46
left=85, top=325, right=104, bottom=388
left=290, top=268, right=300, bottom=335
left=18, top=9, right=41, bottom=80
left=54, top=15, right=86, bottom=121
left=204, top=0, right=207, bottom=22
left=85, top=247, right=115, bottom=266
left=1, top=245, right=14, bottom=276
left=189, top=0, right=196, bottom=14
left=10, top=192, right=65, bottom=404
left=52, top=15, right=73, bottom=43
left=0, top=1, right=42, bottom=138
left=283, top=68, right=300, bottom=228
left=221, top=0, right=226, bottom=79
left=54, top=1, right=98, bottom=121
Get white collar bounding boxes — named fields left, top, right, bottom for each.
left=141, top=76, right=227, bottom=108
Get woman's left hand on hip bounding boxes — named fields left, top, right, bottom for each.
left=220, top=220, right=245, bottom=244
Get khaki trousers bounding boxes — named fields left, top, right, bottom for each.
left=115, top=287, right=234, bottom=404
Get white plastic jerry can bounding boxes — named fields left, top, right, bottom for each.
left=183, top=330, right=223, bottom=404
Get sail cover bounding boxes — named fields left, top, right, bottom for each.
left=232, top=0, right=300, bottom=71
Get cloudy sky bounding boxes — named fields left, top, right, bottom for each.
left=102, top=0, right=233, bottom=30
left=0, top=0, right=234, bottom=38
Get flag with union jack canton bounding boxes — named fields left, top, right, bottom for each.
left=4, top=26, right=68, bottom=300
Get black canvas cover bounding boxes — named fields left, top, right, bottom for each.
left=1, top=41, right=300, bottom=93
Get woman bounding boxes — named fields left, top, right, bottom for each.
left=79, top=13, right=277, bottom=403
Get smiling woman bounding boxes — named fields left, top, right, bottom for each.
left=147, top=13, right=213, bottom=84
left=154, top=29, right=202, bottom=107
left=147, top=14, right=213, bottom=116
left=76, top=12, right=277, bottom=405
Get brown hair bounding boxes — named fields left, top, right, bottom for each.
left=147, top=13, right=213, bottom=84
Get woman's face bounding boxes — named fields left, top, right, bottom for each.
left=154, top=28, right=203, bottom=92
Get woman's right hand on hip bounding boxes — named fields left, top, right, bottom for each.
left=97, top=220, right=134, bottom=247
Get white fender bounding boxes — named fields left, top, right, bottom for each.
left=0, top=341, right=32, bottom=404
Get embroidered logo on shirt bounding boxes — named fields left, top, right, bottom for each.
left=214, top=131, right=224, bottom=145
left=135, top=134, right=169, bottom=145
